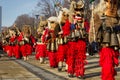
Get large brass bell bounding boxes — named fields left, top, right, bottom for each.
left=117, top=33, right=120, bottom=47
left=79, top=28, right=84, bottom=38
left=50, top=39, right=58, bottom=52
left=82, top=28, right=87, bottom=38
left=71, top=31, right=75, bottom=38
left=71, top=31, right=76, bottom=41
left=110, top=32, right=119, bottom=47
left=55, top=38, right=58, bottom=50
left=24, top=37, right=30, bottom=43
left=60, top=38, right=64, bottom=44
left=47, top=42, right=50, bottom=51
left=97, top=30, right=102, bottom=42
left=51, top=42, right=55, bottom=52
left=75, top=29, right=79, bottom=37
left=19, top=41, right=24, bottom=45
left=58, top=36, right=64, bottom=45
left=102, top=31, right=111, bottom=44
left=63, top=36, right=68, bottom=44
left=75, top=29, right=82, bottom=39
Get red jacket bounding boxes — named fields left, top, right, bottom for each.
left=62, top=20, right=71, bottom=36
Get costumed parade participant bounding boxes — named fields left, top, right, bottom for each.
left=46, top=16, right=60, bottom=68
left=99, top=27, right=119, bottom=80
left=19, top=25, right=35, bottom=61
left=66, top=0, right=88, bottom=79
left=1, top=29, right=11, bottom=56
left=35, top=20, right=48, bottom=64
left=8, top=26, right=21, bottom=59
left=73, top=0, right=87, bottom=79
left=57, top=7, right=71, bottom=71
left=96, top=0, right=120, bottom=80
left=66, top=0, right=77, bottom=76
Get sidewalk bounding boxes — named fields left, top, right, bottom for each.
left=0, top=56, right=41, bottom=80
left=26, top=55, right=120, bottom=80
left=0, top=54, right=120, bottom=80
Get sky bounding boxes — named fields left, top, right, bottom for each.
left=0, top=0, right=38, bottom=27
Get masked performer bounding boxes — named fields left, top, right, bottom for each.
left=35, top=20, right=48, bottom=64
left=20, top=25, right=35, bottom=61
left=2, top=30, right=11, bottom=57
left=67, top=0, right=88, bottom=79
left=98, top=24, right=119, bottom=80
left=46, top=16, right=60, bottom=68
left=9, top=27, right=21, bottom=59
left=97, top=0, right=120, bottom=80
left=57, top=7, right=71, bottom=71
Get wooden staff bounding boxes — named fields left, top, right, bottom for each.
left=91, top=1, right=96, bottom=42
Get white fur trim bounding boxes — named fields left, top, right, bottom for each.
left=47, top=16, right=58, bottom=23
left=48, top=22, right=51, bottom=29
left=47, top=16, right=58, bottom=29
left=61, top=8, right=69, bottom=14
left=58, top=11, right=63, bottom=23
left=77, top=0, right=84, bottom=8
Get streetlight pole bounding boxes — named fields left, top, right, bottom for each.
left=34, top=14, right=39, bottom=37
left=35, top=15, right=39, bottom=20
left=35, top=14, right=39, bottom=28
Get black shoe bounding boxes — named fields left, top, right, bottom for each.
left=64, top=69, right=67, bottom=72
left=77, top=76, right=85, bottom=79
left=51, top=66, right=55, bottom=68
left=68, top=74, right=74, bottom=78
left=58, top=67, right=62, bottom=72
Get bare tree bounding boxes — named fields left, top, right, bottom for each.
left=14, top=14, right=35, bottom=30
left=33, top=0, right=67, bottom=19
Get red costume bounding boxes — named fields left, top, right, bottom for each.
left=23, top=35, right=35, bottom=56
left=9, top=36, right=20, bottom=59
left=4, top=45, right=12, bottom=57
left=99, top=47, right=119, bottom=80
left=47, top=30, right=58, bottom=68
left=75, top=40, right=87, bottom=77
left=18, top=32, right=26, bottom=57
left=19, top=32, right=35, bottom=60
left=35, top=44, right=46, bottom=60
left=62, top=20, right=71, bottom=36
left=35, top=30, right=48, bottom=60
left=66, top=15, right=88, bottom=77
left=67, top=41, right=77, bottom=75
left=84, top=19, right=90, bottom=33
left=57, top=20, right=70, bottom=70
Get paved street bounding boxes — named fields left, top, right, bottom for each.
left=0, top=55, right=41, bottom=80
left=0, top=53, right=120, bottom=80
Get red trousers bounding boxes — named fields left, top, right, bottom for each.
left=48, top=51, right=58, bottom=67
left=12, top=45, right=20, bottom=59
left=57, top=44, right=68, bottom=62
left=35, top=44, right=46, bottom=60
left=102, top=64, right=116, bottom=80
left=99, top=47, right=119, bottom=80
left=20, top=44, right=32, bottom=57
left=4, top=45, right=20, bottom=59
left=67, top=41, right=77, bottom=74
left=4, top=45, right=12, bottom=57
left=74, top=40, right=87, bottom=77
